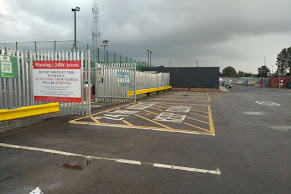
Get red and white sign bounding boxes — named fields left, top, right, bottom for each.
left=33, top=61, right=82, bottom=103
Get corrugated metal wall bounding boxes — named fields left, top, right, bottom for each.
left=141, top=67, right=219, bottom=88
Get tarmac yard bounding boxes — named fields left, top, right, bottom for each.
left=0, top=86, right=289, bottom=193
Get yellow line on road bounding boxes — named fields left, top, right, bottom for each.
left=150, top=107, right=164, bottom=111
left=156, top=102, right=209, bottom=108
left=189, top=105, right=208, bottom=111
left=69, top=102, right=136, bottom=122
left=89, top=122, right=211, bottom=135
left=187, top=117, right=210, bottom=124
left=189, top=112, right=209, bottom=119
left=69, top=121, right=96, bottom=124
left=134, top=114, right=173, bottom=129
left=184, top=123, right=210, bottom=132
left=122, top=120, right=134, bottom=126
left=207, top=92, right=210, bottom=102
left=155, top=104, right=168, bottom=109
left=208, top=105, right=215, bottom=135
left=144, top=110, right=158, bottom=115
left=191, top=109, right=209, bottom=114
left=90, top=116, right=101, bottom=124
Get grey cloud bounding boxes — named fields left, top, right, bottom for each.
left=0, top=0, right=290, bottom=73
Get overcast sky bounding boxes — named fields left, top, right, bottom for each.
left=0, top=0, right=290, bottom=73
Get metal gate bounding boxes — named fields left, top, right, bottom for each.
left=93, top=63, right=136, bottom=102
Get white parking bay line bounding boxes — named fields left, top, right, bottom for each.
left=153, top=163, right=221, bottom=175
left=0, top=143, right=221, bottom=176
left=116, top=159, right=141, bottom=165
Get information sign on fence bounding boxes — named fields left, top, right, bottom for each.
left=0, top=55, right=18, bottom=78
left=117, top=71, right=130, bottom=86
left=33, top=61, right=82, bottom=102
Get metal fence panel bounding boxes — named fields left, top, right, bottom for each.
left=94, top=63, right=136, bottom=102
left=93, top=63, right=170, bottom=102
left=0, top=48, right=91, bottom=115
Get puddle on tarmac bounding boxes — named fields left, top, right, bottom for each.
left=6, top=186, right=35, bottom=194
left=243, top=111, right=263, bottom=116
left=63, top=159, right=92, bottom=170
left=271, top=126, right=291, bottom=132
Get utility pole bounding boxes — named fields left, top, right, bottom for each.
left=92, top=0, right=100, bottom=62
left=196, top=61, right=198, bottom=67
left=279, top=54, right=282, bottom=88
left=261, top=57, right=266, bottom=87
left=169, top=61, right=171, bottom=67
left=150, top=51, right=152, bottom=67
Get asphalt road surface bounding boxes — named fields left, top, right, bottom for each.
left=0, top=86, right=290, bottom=193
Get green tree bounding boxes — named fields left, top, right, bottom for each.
left=257, top=65, right=270, bottom=77
left=222, top=66, right=237, bottom=77
left=276, top=47, right=291, bottom=75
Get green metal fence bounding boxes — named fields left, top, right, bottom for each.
left=0, top=40, right=151, bottom=71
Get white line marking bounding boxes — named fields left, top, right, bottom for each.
left=70, top=122, right=214, bottom=136
left=116, top=159, right=141, bottom=165
left=0, top=143, right=220, bottom=175
left=153, top=163, right=221, bottom=175
left=255, top=101, right=280, bottom=106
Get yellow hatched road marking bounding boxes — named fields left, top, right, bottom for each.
left=144, top=110, right=158, bottom=115
left=155, top=104, right=168, bottom=109
left=150, top=107, right=163, bottom=111
left=191, top=109, right=209, bottom=114
left=90, top=122, right=211, bottom=135
left=190, top=105, right=208, bottom=111
left=134, top=114, right=173, bottom=130
left=189, top=112, right=209, bottom=119
left=69, top=102, right=136, bottom=122
left=208, top=105, right=215, bottom=134
left=155, top=102, right=208, bottom=108
left=184, top=123, right=210, bottom=132
left=69, top=121, right=96, bottom=124
left=90, top=116, right=101, bottom=124
left=187, top=117, right=210, bottom=124
left=122, top=120, right=134, bottom=126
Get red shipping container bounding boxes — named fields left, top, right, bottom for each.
left=269, top=76, right=289, bottom=88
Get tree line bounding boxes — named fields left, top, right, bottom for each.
left=221, top=66, right=257, bottom=77
left=276, top=47, right=291, bottom=75
left=221, top=46, right=291, bottom=77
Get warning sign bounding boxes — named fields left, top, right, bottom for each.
left=33, top=61, right=81, bottom=102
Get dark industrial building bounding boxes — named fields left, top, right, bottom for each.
left=141, top=67, right=219, bottom=88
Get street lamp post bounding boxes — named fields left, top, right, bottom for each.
left=147, top=50, right=149, bottom=67
left=150, top=51, right=152, bottom=67
left=196, top=61, right=198, bottom=67
left=261, top=57, right=266, bottom=87
left=100, top=40, right=109, bottom=63
left=71, top=7, right=80, bottom=51
left=169, top=61, right=171, bottom=67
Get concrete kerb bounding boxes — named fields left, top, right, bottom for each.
left=219, top=86, right=231, bottom=92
